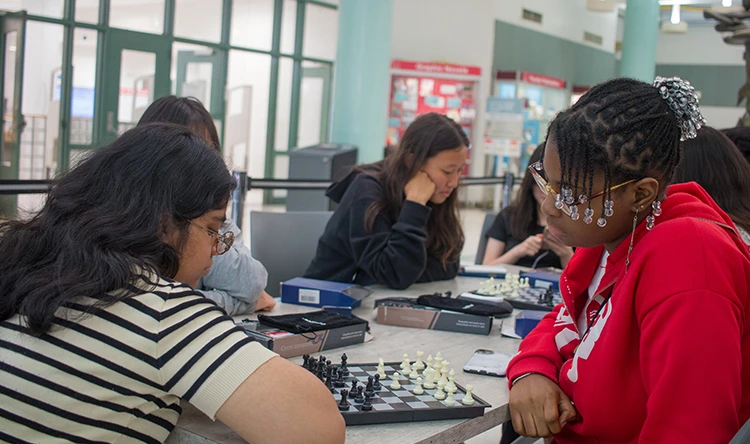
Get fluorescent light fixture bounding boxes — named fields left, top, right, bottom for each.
left=671, top=3, right=681, bottom=24
left=723, top=0, right=732, bottom=6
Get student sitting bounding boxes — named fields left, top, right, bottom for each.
left=483, top=143, right=574, bottom=269
left=505, top=77, right=750, bottom=443
left=0, top=124, right=345, bottom=443
left=722, top=125, right=750, bottom=164
left=137, top=96, right=276, bottom=313
left=673, top=125, right=750, bottom=245
left=305, top=112, right=466, bottom=289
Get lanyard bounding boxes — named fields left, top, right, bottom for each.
left=580, top=287, right=615, bottom=341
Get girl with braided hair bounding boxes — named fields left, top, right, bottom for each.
left=505, top=77, right=750, bottom=443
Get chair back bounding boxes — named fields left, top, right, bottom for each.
left=475, top=212, right=497, bottom=264
left=250, top=210, right=333, bottom=296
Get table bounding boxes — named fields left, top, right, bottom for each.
left=171, top=270, right=526, bottom=444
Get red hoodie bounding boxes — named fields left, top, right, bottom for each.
left=506, top=182, right=750, bottom=443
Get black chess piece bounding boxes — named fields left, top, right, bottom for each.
left=340, top=353, right=349, bottom=376
left=373, top=373, right=381, bottom=390
left=365, top=376, right=374, bottom=396
left=349, top=381, right=358, bottom=398
left=334, top=368, right=346, bottom=388
left=326, top=359, right=332, bottom=368
left=361, top=393, right=373, bottom=411
left=544, top=288, right=555, bottom=307
left=302, top=354, right=310, bottom=370
left=354, top=386, right=365, bottom=403
left=338, top=390, right=350, bottom=411
left=325, top=371, right=334, bottom=393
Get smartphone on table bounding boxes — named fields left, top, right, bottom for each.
left=463, top=349, right=513, bottom=377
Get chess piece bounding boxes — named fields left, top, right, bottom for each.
left=401, top=354, right=411, bottom=373
left=377, top=358, right=386, bottom=379
left=437, top=362, right=449, bottom=388
left=414, top=351, right=425, bottom=371
left=446, top=369, right=457, bottom=393
left=423, top=368, right=436, bottom=389
left=361, top=393, right=373, bottom=411
left=434, top=352, right=443, bottom=372
left=434, top=385, right=446, bottom=400
left=373, top=373, right=382, bottom=391
left=334, top=368, right=346, bottom=388
left=338, top=390, right=350, bottom=411
left=354, top=386, right=365, bottom=403
left=325, top=371, right=334, bottom=393
left=425, top=354, right=433, bottom=372
left=302, top=354, right=311, bottom=370
left=365, top=376, right=374, bottom=396
left=409, top=366, right=419, bottom=379
left=413, top=377, right=424, bottom=395
left=462, top=384, right=476, bottom=405
left=511, top=287, right=520, bottom=298
left=349, top=380, right=358, bottom=398
left=444, top=391, right=456, bottom=406
left=390, top=372, right=402, bottom=390
left=340, top=353, right=349, bottom=376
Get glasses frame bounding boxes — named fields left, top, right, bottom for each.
left=190, top=222, right=235, bottom=255
left=527, top=161, right=637, bottom=216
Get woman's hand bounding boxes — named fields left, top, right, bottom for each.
left=509, top=234, right=544, bottom=259
left=509, top=374, right=578, bottom=438
left=255, top=291, right=277, bottom=311
left=404, top=171, right=436, bottom=206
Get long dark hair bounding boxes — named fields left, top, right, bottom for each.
left=0, top=124, right=235, bottom=335
left=138, top=96, right=221, bottom=151
left=358, top=113, right=467, bottom=265
left=548, top=78, right=684, bottom=215
left=674, top=126, right=750, bottom=233
left=509, top=144, right=545, bottom=240
left=722, top=126, right=750, bottom=164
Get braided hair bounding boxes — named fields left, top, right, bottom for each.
left=548, top=77, right=704, bottom=224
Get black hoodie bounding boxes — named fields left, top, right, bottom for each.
left=304, top=169, right=459, bottom=289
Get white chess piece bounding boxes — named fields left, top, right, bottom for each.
left=520, top=277, right=530, bottom=288
left=377, top=358, right=386, bottom=379
left=423, top=368, right=436, bottom=389
left=434, top=384, right=446, bottom=400
left=425, top=354, right=433, bottom=372
left=437, top=362, right=449, bottom=389
left=434, top=353, right=443, bottom=372
left=462, top=384, right=476, bottom=405
left=390, top=372, right=401, bottom=390
left=400, top=353, right=410, bottom=373
left=414, top=351, right=425, bottom=370
left=444, top=391, right=455, bottom=406
left=409, top=366, right=419, bottom=379
left=413, top=377, right=424, bottom=395
left=446, top=369, right=457, bottom=393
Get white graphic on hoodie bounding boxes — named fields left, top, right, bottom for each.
left=567, top=297, right=613, bottom=383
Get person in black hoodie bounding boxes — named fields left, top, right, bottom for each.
left=305, top=113, right=467, bottom=289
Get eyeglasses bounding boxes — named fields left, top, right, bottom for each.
left=527, top=161, right=637, bottom=220
left=190, top=222, right=235, bottom=255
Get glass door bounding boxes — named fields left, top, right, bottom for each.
left=297, top=63, right=332, bottom=148
left=0, top=10, right=26, bottom=218
left=97, top=29, right=170, bottom=145
left=175, top=47, right=226, bottom=145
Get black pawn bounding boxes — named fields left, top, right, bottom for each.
left=354, top=386, right=365, bottom=403
left=334, top=369, right=346, bottom=388
left=361, top=393, right=373, bottom=411
left=341, top=353, right=349, bottom=376
left=373, top=373, right=381, bottom=390
left=338, top=390, right=350, bottom=411
left=349, top=381, right=358, bottom=398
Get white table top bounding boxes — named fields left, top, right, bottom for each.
left=172, top=269, right=527, bottom=444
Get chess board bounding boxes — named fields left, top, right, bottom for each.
left=317, top=361, right=491, bottom=425
left=468, top=287, right=563, bottom=312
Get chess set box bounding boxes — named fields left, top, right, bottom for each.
left=237, top=318, right=368, bottom=358
left=374, top=298, right=494, bottom=335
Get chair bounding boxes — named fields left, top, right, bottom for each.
left=250, top=210, right=333, bottom=297
left=730, top=418, right=750, bottom=444
left=474, top=212, right=498, bottom=265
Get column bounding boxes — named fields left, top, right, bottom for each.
left=330, top=0, right=394, bottom=164
left=620, top=0, right=660, bottom=82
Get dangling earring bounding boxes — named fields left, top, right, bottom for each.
left=646, top=200, right=661, bottom=231
left=625, top=207, right=640, bottom=273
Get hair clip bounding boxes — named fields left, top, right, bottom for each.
left=653, top=76, right=706, bottom=141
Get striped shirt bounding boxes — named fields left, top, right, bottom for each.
left=0, top=271, right=277, bottom=443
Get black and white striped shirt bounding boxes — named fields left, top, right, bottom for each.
left=0, top=272, right=276, bottom=443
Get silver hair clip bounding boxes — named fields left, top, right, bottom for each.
left=653, top=76, right=707, bottom=141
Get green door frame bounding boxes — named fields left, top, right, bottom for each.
left=0, top=10, right=26, bottom=218
left=95, top=28, right=171, bottom=145
left=301, top=64, right=331, bottom=143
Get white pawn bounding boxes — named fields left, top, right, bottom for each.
left=377, top=358, right=386, bottom=379
left=409, top=366, right=419, bottom=380
left=390, top=372, right=401, bottom=390
left=511, top=287, right=520, bottom=298
left=401, top=353, right=411, bottom=373
left=414, top=351, right=425, bottom=371
left=445, top=391, right=456, bottom=406
left=412, top=377, right=424, bottom=395
left=446, top=369, right=457, bottom=393
left=462, top=384, right=476, bottom=405
left=434, top=384, right=446, bottom=400
left=423, top=368, right=436, bottom=389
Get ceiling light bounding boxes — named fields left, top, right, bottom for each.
left=723, top=0, right=732, bottom=6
